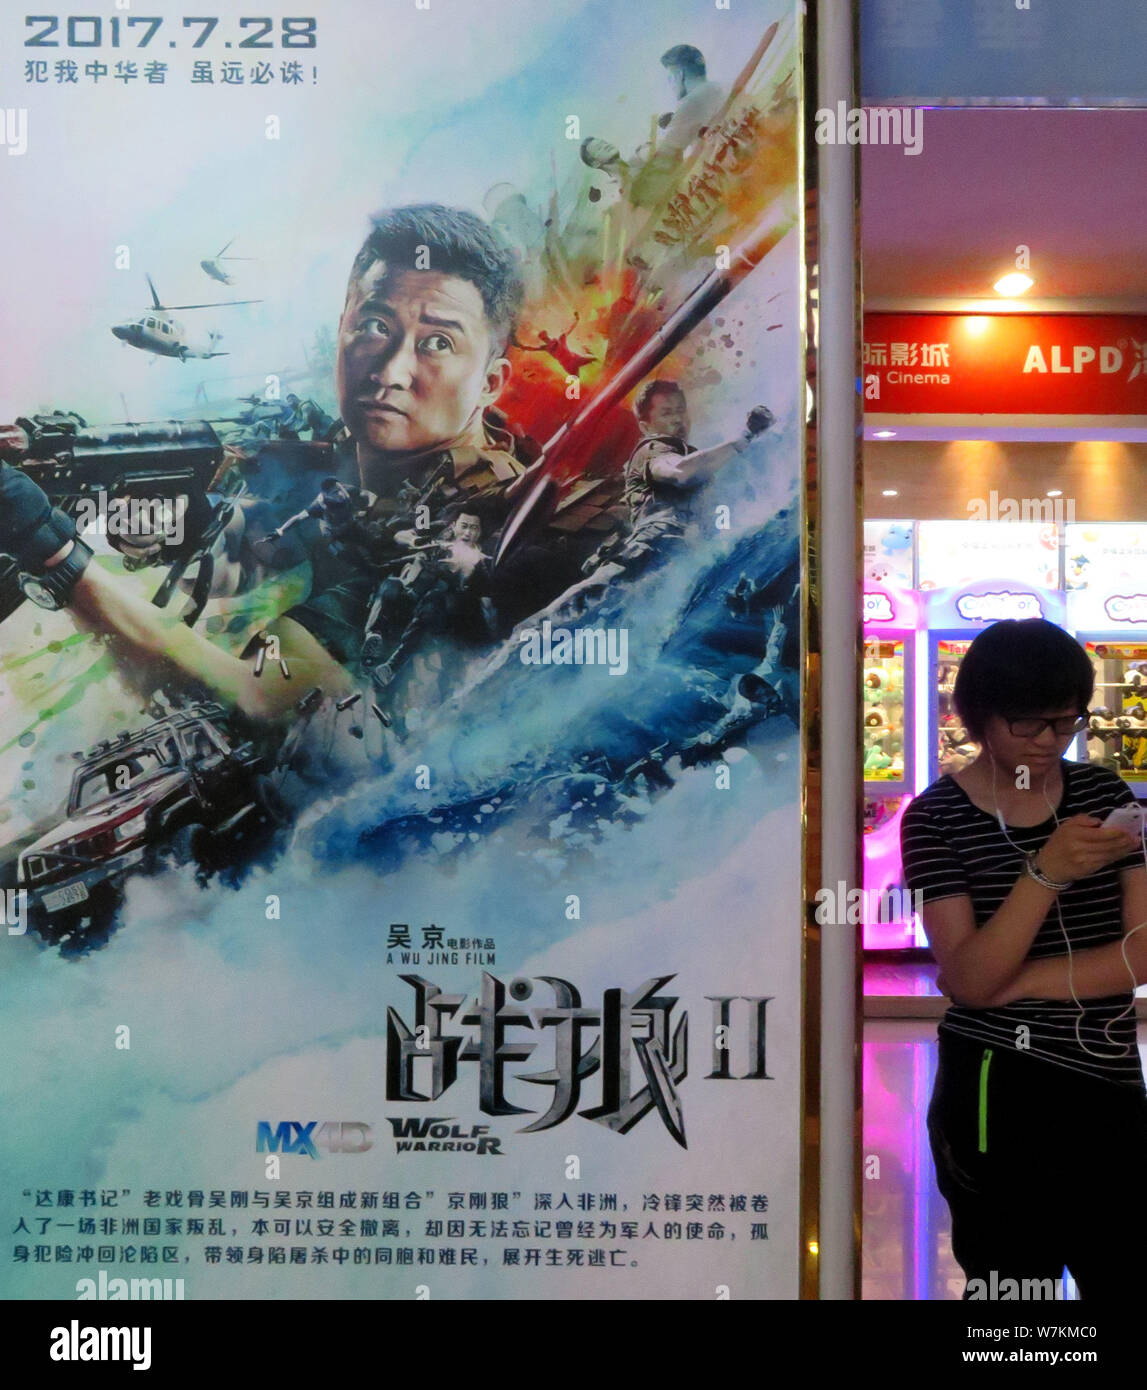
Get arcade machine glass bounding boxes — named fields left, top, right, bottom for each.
left=918, top=520, right=1064, bottom=786
left=862, top=521, right=918, bottom=948
left=1066, top=524, right=1147, bottom=794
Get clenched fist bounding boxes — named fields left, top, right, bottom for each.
left=745, top=405, right=776, bottom=437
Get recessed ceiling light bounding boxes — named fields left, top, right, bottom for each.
left=994, top=272, right=1034, bottom=296
left=882, top=489, right=899, bottom=497
left=873, top=429, right=897, bottom=439
left=1047, top=488, right=1062, bottom=497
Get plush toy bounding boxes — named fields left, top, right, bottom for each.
left=863, top=669, right=885, bottom=703
left=864, top=742, right=892, bottom=773
left=1084, top=708, right=1118, bottom=768
left=864, top=670, right=903, bottom=706
left=1119, top=703, right=1147, bottom=768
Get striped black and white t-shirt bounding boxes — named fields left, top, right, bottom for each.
left=900, top=759, right=1146, bottom=1088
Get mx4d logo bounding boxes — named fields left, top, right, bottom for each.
left=255, top=1121, right=373, bottom=1158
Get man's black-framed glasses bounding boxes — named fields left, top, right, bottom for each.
left=1005, top=713, right=1090, bottom=738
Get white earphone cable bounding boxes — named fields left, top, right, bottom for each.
left=990, top=752, right=1146, bottom=1060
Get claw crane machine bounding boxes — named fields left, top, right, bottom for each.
left=862, top=517, right=1067, bottom=952
left=916, top=519, right=1066, bottom=785
left=862, top=521, right=921, bottom=949
left=1065, top=523, right=1147, bottom=796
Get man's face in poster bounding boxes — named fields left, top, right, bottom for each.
left=337, top=261, right=511, bottom=476
left=452, top=513, right=482, bottom=546
left=642, top=389, right=690, bottom=441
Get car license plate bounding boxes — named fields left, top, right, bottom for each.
left=42, top=881, right=90, bottom=914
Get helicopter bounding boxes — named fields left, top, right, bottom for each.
left=200, top=237, right=255, bottom=286
left=110, top=275, right=261, bottom=361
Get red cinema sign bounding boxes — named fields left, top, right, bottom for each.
left=863, top=314, right=1147, bottom=415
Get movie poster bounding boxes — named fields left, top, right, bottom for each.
left=0, top=0, right=807, bottom=1300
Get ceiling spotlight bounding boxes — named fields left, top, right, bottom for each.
left=1047, top=488, right=1062, bottom=497
left=882, top=489, right=899, bottom=497
left=993, top=272, right=1034, bottom=296
left=873, top=429, right=897, bottom=439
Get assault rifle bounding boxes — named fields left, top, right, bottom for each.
left=0, top=411, right=244, bottom=627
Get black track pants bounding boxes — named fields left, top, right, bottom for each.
left=928, top=1029, right=1147, bottom=1301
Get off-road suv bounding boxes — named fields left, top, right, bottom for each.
left=17, top=702, right=286, bottom=935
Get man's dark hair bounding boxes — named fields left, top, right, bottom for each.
left=661, top=44, right=706, bottom=80
left=348, top=204, right=524, bottom=353
left=953, top=619, right=1094, bottom=741
left=634, top=379, right=686, bottom=422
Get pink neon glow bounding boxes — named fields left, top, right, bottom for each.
left=863, top=795, right=918, bottom=949
left=863, top=584, right=922, bottom=630
left=863, top=584, right=927, bottom=951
